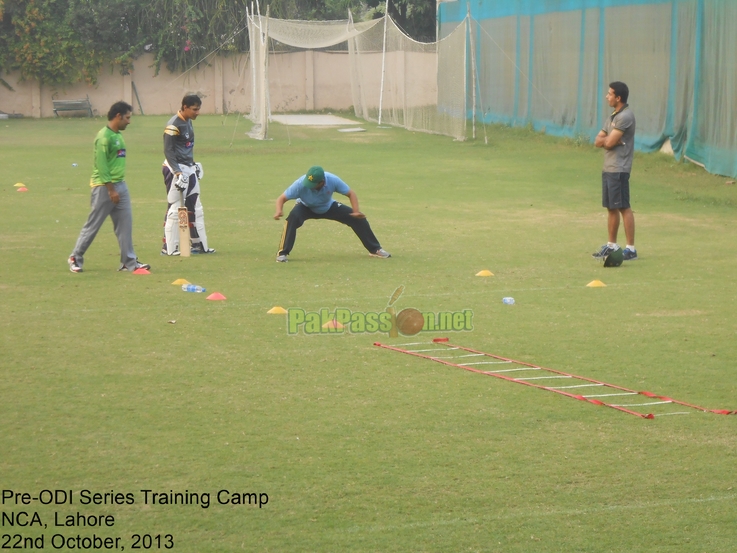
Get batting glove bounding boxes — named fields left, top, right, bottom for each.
left=173, top=173, right=187, bottom=191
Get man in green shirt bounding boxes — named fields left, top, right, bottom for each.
left=68, top=101, right=150, bottom=273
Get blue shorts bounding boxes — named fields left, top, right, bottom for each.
left=602, top=172, right=630, bottom=209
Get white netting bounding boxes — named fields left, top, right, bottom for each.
left=267, top=18, right=382, bottom=49
left=350, top=17, right=466, bottom=139
left=247, top=10, right=468, bottom=141
left=246, top=11, right=269, bottom=140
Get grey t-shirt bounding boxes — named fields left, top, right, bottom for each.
left=163, top=114, right=195, bottom=173
left=602, top=105, right=635, bottom=173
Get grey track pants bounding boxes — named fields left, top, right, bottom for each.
left=70, top=182, right=138, bottom=270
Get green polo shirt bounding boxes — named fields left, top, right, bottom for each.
left=90, top=126, right=127, bottom=187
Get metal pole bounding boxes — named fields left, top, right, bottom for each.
left=467, top=5, right=476, bottom=140
left=378, top=0, right=389, bottom=126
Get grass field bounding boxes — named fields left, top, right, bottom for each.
left=2, top=113, right=736, bottom=552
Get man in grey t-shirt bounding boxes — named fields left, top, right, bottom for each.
left=160, top=94, right=215, bottom=255
left=592, top=81, right=638, bottom=261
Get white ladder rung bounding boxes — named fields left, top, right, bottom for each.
left=550, top=384, right=604, bottom=389
left=515, top=376, right=572, bottom=381
left=481, top=366, right=539, bottom=372
left=462, top=361, right=515, bottom=367
left=653, top=412, right=691, bottom=417
left=409, top=348, right=459, bottom=353
left=610, top=401, right=672, bottom=407
left=584, top=392, right=637, bottom=398
left=433, top=354, right=485, bottom=359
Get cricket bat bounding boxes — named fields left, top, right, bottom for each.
left=178, top=190, right=191, bottom=257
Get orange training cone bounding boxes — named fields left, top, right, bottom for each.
left=132, top=268, right=151, bottom=275
left=206, top=292, right=226, bottom=300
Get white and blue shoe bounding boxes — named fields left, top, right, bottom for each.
left=369, top=248, right=391, bottom=259
left=622, top=248, right=638, bottom=261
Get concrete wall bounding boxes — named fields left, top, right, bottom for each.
left=0, top=51, right=358, bottom=118
left=0, top=49, right=437, bottom=118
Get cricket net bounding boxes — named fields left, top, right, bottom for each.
left=246, top=9, right=467, bottom=141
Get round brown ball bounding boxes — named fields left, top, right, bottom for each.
left=396, top=308, right=424, bottom=336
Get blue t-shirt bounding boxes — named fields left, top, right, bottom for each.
left=283, top=171, right=350, bottom=214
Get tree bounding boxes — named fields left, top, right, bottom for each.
left=366, top=0, right=436, bottom=42
left=66, top=0, right=148, bottom=74
left=1, top=0, right=103, bottom=86
left=0, top=0, right=438, bottom=86
left=258, top=0, right=366, bottom=20
left=0, top=0, right=253, bottom=82
left=137, top=0, right=251, bottom=75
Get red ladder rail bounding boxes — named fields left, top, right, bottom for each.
left=374, top=338, right=736, bottom=419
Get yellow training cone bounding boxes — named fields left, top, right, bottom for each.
left=322, top=319, right=344, bottom=329
left=267, top=306, right=287, bottom=314
left=172, top=278, right=190, bottom=285
left=14, top=183, right=25, bottom=188
left=587, top=280, right=606, bottom=287
left=476, top=270, right=494, bottom=277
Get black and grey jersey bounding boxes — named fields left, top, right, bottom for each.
left=163, top=113, right=195, bottom=173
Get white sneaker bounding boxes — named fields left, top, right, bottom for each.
left=68, top=255, right=83, bottom=273
left=369, top=248, right=391, bottom=259
left=191, top=244, right=216, bottom=254
left=592, top=244, right=619, bottom=259
left=276, top=254, right=288, bottom=263
left=119, top=260, right=151, bottom=272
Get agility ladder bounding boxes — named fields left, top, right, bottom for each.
left=374, top=338, right=736, bottom=419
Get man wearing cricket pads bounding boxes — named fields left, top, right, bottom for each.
left=68, top=101, right=150, bottom=273
left=161, top=94, right=215, bottom=255
left=273, top=166, right=391, bottom=262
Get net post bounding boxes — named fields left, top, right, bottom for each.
left=467, top=5, right=476, bottom=140
left=378, top=0, right=390, bottom=126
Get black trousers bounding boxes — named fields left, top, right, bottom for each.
left=278, top=202, right=381, bottom=256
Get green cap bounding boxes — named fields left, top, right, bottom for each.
left=604, top=248, right=623, bottom=267
left=302, top=166, right=325, bottom=189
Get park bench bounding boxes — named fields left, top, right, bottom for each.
left=52, top=96, right=93, bottom=117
